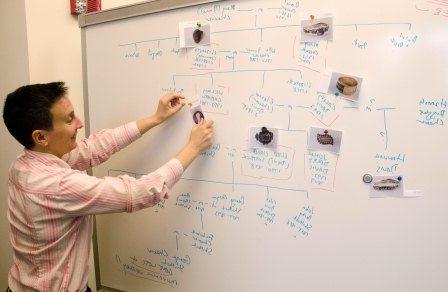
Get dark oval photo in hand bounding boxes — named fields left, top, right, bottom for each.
left=193, top=111, right=205, bottom=124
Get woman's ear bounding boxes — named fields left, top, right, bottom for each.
left=31, top=129, right=49, bottom=148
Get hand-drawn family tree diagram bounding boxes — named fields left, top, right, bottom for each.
left=83, top=0, right=448, bottom=291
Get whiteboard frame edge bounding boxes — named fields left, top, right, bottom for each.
left=80, top=1, right=225, bottom=290
left=78, top=0, right=226, bottom=28
left=81, top=27, right=103, bottom=290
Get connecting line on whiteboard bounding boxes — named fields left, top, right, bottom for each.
left=275, top=104, right=308, bottom=132
left=262, top=72, right=266, bottom=88
left=119, top=36, right=178, bottom=47
left=335, top=22, right=412, bottom=31
left=377, top=107, right=396, bottom=150
left=232, top=161, right=235, bottom=192
left=278, top=128, right=306, bottom=133
left=180, top=177, right=309, bottom=198
left=118, top=22, right=413, bottom=48
left=173, top=68, right=303, bottom=79
left=107, top=169, right=309, bottom=197
left=211, top=20, right=411, bottom=36
left=173, top=68, right=304, bottom=87
left=200, top=213, right=204, bottom=230
left=212, top=24, right=299, bottom=37
left=288, top=110, right=291, bottom=130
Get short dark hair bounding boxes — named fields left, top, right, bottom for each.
left=3, top=82, right=68, bottom=149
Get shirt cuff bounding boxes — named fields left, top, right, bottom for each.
left=113, top=122, right=142, bottom=150
left=154, top=158, right=184, bottom=188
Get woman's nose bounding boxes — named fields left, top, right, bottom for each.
left=76, top=118, right=84, bottom=129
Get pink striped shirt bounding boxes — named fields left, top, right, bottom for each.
left=7, top=122, right=183, bottom=292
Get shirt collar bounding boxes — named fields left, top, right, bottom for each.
left=23, top=148, right=70, bottom=168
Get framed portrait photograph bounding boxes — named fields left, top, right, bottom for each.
left=190, top=104, right=205, bottom=124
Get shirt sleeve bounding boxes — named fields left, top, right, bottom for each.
left=62, top=122, right=141, bottom=171
left=52, top=159, right=183, bottom=216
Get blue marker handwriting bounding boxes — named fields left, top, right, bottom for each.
left=390, top=32, right=418, bottom=48
left=257, top=193, right=277, bottom=226
left=374, top=152, right=405, bottom=174
left=275, top=1, right=300, bottom=20
left=310, top=93, right=338, bottom=123
left=417, top=98, right=446, bottom=126
left=211, top=193, right=245, bottom=222
left=197, top=4, right=236, bottom=22
left=287, top=78, right=312, bottom=94
left=240, top=47, right=276, bottom=64
left=192, top=48, right=218, bottom=69
left=241, top=147, right=294, bottom=179
left=287, top=205, right=315, bottom=238
left=242, top=91, right=274, bottom=117
left=191, top=229, right=215, bottom=255
left=200, top=143, right=221, bottom=159
left=298, top=42, right=320, bottom=65
left=353, top=39, right=367, bottom=49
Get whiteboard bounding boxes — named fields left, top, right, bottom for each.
left=81, top=0, right=448, bottom=291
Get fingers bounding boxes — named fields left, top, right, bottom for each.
left=163, top=92, right=185, bottom=106
left=171, top=100, right=185, bottom=113
left=197, top=117, right=205, bottom=125
left=203, top=121, right=214, bottom=143
left=199, top=119, right=213, bottom=128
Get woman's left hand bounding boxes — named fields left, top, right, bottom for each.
left=154, top=92, right=185, bottom=123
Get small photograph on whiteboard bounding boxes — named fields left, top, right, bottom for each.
left=250, top=126, right=278, bottom=149
left=308, top=126, right=342, bottom=153
left=327, top=72, right=363, bottom=102
left=190, top=104, right=205, bottom=124
left=369, top=175, right=404, bottom=198
left=179, top=21, right=211, bottom=48
left=300, top=15, right=333, bottom=42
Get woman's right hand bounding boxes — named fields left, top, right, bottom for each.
left=175, top=119, right=214, bottom=170
left=188, top=119, right=214, bottom=153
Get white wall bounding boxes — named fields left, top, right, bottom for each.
left=0, top=0, right=29, bottom=288
left=1, top=0, right=145, bottom=290
left=24, top=0, right=85, bottom=138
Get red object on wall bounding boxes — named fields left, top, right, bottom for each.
left=70, top=0, right=102, bottom=15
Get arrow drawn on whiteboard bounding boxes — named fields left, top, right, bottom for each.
left=377, top=107, right=396, bottom=150
left=174, top=231, right=180, bottom=251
